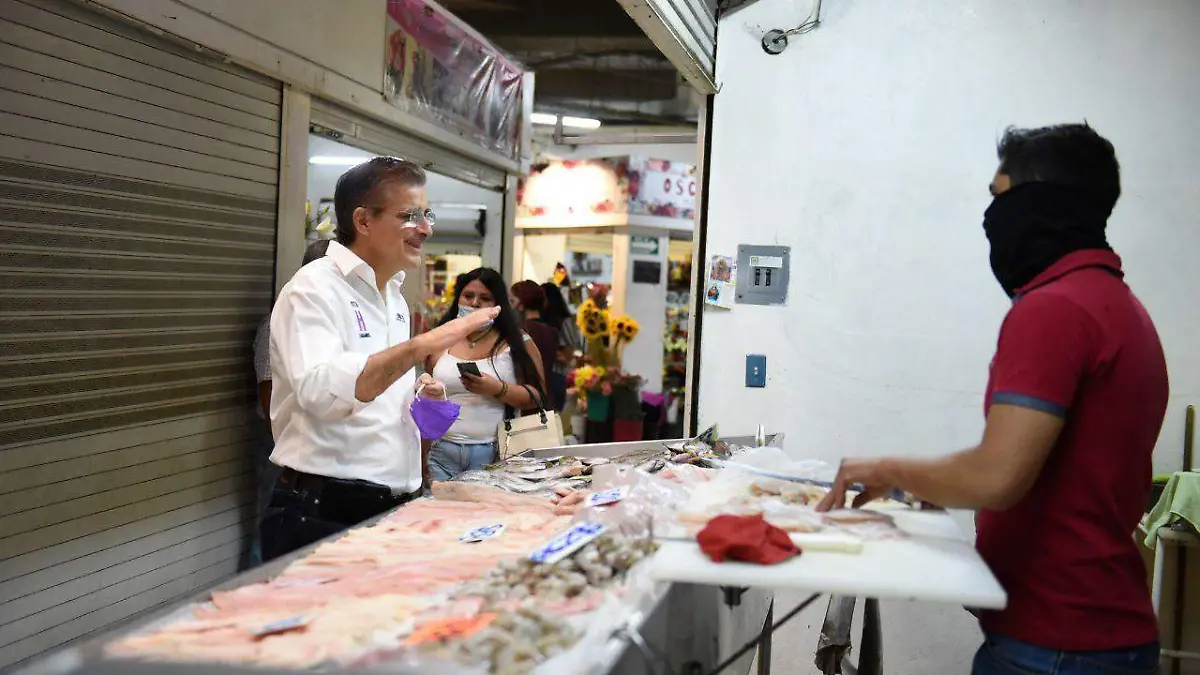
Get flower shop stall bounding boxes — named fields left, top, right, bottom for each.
left=512, top=156, right=697, bottom=433
left=569, top=298, right=644, bottom=443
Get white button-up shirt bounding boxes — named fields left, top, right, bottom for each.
left=268, top=241, right=421, bottom=493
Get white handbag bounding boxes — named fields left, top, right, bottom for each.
left=497, top=385, right=564, bottom=459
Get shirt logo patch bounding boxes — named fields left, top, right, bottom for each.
left=395, top=313, right=407, bottom=324
left=354, top=309, right=370, bottom=338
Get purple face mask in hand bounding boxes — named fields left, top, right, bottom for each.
left=411, top=386, right=461, bottom=440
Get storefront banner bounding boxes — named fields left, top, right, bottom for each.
left=628, top=157, right=697, bottom=220
left=516, top=158, right=631, bottom=222
left=385, top=0, right=526, bottom=161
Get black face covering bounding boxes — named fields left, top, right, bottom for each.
left=982, top=182, right=1111, bottom=297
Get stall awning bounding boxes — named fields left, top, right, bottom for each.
left=616, top=0, right=717, bottom=94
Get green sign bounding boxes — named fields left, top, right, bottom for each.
left=631, top=236, right=659, bottom=256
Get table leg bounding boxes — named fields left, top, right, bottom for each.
left=756, top=601, right=774, bottom=675
left=1152, top=535, right=1165, bottom=614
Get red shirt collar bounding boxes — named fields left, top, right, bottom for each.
left=1014, top=249, right=1124, bottom=296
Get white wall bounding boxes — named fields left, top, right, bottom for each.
left=622, top=233, right=670, bottom=393
left=701, top=0, right=1200, bottom=470
left=702, top=1, right=1200, bottom=671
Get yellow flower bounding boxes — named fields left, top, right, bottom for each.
left=621, top=316, right=640, bottom=340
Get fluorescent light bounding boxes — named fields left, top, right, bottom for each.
left=530, top=113, right=602, bottom=130
left=309, top=156, right=369, bottom=166
left=561, top=115, right=601, bottom=130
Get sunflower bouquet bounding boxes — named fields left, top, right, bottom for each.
left=571, top=298, right=643, bottom=424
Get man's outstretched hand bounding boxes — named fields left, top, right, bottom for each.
left=815, top=457, right=898, bottom=511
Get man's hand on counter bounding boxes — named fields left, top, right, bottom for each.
left=816, top=404, right=1064, bottom=512
left=355, top=307, right=500, bottom=402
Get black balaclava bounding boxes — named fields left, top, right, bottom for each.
left=982, top=182, right=1112, bottom=297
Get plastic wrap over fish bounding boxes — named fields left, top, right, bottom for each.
left=384, top=0, right=525, bottom=161
left=571, top=467, right=690, bottom=538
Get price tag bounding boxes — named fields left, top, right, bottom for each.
left=530, top=521, right=606, bottom=565
left=253, top=616, right=309, bottom=638
left=585, top=486, right=628, bottom=508
left=460, top=523, right=505, bottom=543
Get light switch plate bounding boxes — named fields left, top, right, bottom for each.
left=736, top=245, right=790, bottom=305
left=746, top=354, right=767, bottom=388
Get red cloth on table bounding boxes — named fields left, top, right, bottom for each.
left=697, top=514, right=799, bottom=565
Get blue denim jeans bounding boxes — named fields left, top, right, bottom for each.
left=247, top=419, right=281, bottom=568
left=428, top=440, right=496, bottom=482
left=972, top=633, right=1159, bottom=675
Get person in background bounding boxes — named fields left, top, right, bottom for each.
left=424, top=268, right=547, bottom=481
left=818, top=124, right=1166, bottom=675
left=248, top=239, right=329, bottom=567
left=262, top=157, right=498, bottom=561
left=510, top=280, right=560, bottom=408
left=538, top=282, right=581, bottom=412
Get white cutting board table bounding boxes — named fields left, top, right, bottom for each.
left=649, top=508, right=1007, bottom=609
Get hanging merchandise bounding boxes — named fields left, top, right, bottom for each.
left=384, top=0, right=526, bottom=161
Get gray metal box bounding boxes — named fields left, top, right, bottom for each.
left=735, top=245, right=790, bottom=305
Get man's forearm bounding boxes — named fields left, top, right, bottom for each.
left=355, top=335, right=431, bottom=402
left=885, top=447, right=1008, bottom=510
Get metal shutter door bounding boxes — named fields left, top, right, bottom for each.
left=0, top=0, right=280, bottom=668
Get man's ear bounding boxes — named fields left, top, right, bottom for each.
left=352, top=206, right=371, bottom=239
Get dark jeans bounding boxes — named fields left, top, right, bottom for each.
left=259, top=472, right=416, bottom=562
left=548, top=370, right=568, bottom=411
left=972, top=633, right=1159, bottom=675
left=247, top=420, right=281, bottom=568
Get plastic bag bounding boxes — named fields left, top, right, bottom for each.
left=570, top=468, right=689, bottom=538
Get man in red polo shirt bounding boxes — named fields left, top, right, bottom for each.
left=818, top=124, right=1167, bottom=674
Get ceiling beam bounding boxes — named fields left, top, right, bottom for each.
left=534, top=68, right=679, bottom=102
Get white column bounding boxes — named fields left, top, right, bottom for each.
left=274, top=85, right=311, bottom=295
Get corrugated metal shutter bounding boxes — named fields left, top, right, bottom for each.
left=616, top=0, right=717, bottom=94
left=311, top=98, right=508, bottom=192
left=0, top=0, right=280, bottom=668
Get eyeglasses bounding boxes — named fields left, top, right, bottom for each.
left=394, top=208, right=436, bottom=229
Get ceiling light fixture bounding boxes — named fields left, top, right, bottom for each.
left=530, top=113, right=602, bottom=130
left=309, top=156, right=369, bottom=166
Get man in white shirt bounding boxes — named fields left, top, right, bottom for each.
left=262, top=157, right=497, bottom=561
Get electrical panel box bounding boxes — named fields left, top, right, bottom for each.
left=735, top=245, right=790, bottom=305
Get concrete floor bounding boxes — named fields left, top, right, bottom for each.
left=746, top=591, right=983, bottom=674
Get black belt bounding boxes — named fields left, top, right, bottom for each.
left=277, top=467, right=416, bottom=502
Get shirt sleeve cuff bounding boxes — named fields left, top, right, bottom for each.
left=327, top=351, right=370, bottom=408
left=990, top=391, right=1068, bottom=418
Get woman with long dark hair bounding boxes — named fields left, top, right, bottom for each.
left=425, top=268, right=547, bottom=480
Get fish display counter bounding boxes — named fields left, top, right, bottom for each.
left=16, top=433, right=778, bottom=675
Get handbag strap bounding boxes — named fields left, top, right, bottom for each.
left=503, top=384, right=549, bottom=431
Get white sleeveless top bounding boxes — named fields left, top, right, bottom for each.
left=431, top=338, right=526, bottom=444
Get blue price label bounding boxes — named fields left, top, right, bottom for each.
left=530, top=521, right=606, bottom=565
left=253, top=616, right=309, bottom=638
left=585, top=486, right=628, bottom=508
left=460, top=523, right=506, bottom=543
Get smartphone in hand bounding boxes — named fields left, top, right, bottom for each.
left=456, top=362, right=482, bottom=378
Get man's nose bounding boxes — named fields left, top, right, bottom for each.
left=414, top=219, right=433, bottom=236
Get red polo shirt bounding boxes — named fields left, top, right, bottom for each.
left=976, top=249, right=1168, bottom=650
